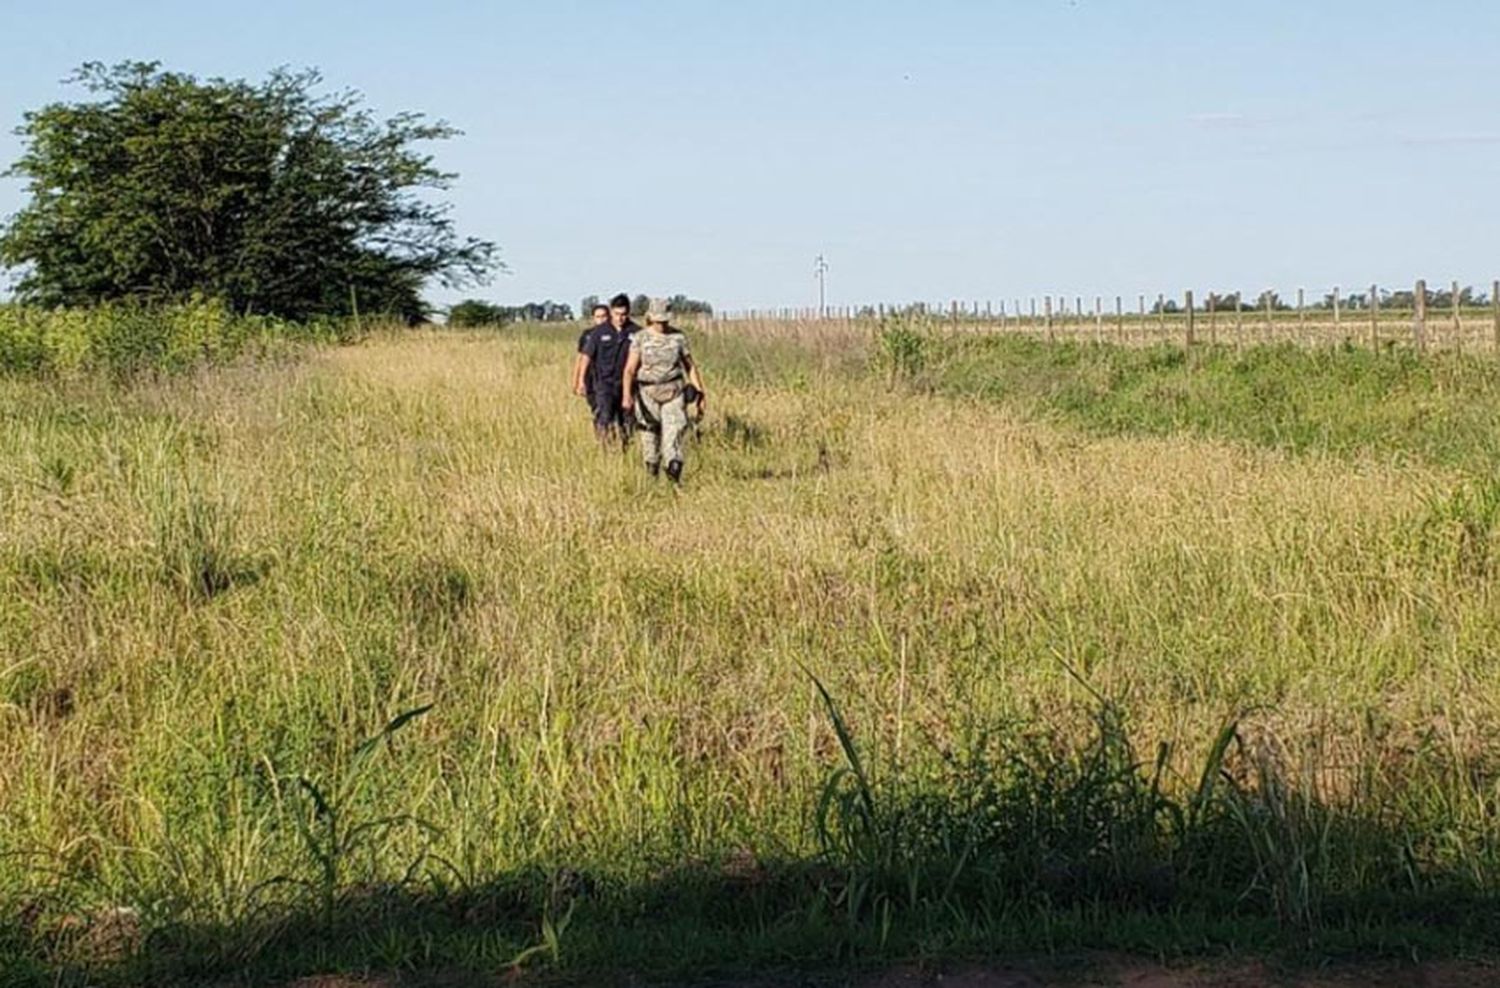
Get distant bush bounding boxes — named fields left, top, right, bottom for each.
left=0, top=298, right=351, bottom=377
left=446, top=299, right=509, bottom=327
left=447, top=299, right=574, bottom=326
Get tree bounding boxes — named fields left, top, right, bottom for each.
left=447, top=299, right=507, bottom=327
left=665, top=294, right=713, bottom=316
left=630, top=294, right=650, bottom=318
left=580, top=294, right=601, bottom=317
left=0, top=62, right=496, bottom=322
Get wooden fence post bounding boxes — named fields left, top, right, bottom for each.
left=1297, top=287, right=1305, bottom=338
left=1414, top=279, right=1427, bottom=352
left=1452, top=279, right=1462, bottom=352
left=1493, top=280, right=1499, bottom=351
left=1332, top=286, right=1341, bottom=333
left=1263, top=291, right=1273, bottom=341
left=1185, top=290, right=1196, bottom=346
left=1369, top=284, right=1378, bottom=350
left=1044, top=296, right=1054, bottom=341
left=1115, top=296, right=1124, bottom=343
left=1094, top=296, right=1103, bottom=343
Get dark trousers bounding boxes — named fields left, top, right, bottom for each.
left=590, top=380, right=632, bottom=438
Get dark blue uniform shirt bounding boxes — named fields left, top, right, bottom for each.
left=581, top=319, right=639, bottom=388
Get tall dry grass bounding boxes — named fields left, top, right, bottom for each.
left=3, top=328, right=1500, bottom=980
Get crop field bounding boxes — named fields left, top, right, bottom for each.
left=5, top=319, right=1500, bottom=985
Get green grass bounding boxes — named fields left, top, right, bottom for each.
left=0, top=299, right=356, bottom=377
left=5, top=325, right=1500, bottom=985
left=902, top=331, right=1500, bottom=472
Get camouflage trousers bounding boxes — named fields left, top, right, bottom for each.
left=634, top=385, right=689, bottom=467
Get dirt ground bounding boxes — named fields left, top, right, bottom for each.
left=279, top=956, right=1500, bottom=988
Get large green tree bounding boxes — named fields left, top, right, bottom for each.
left=0, top=62, right=496, bottom=321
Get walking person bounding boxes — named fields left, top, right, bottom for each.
left=621, top=299, right=706, bottom=483
left=572, top=301, right=610, bottom=418
left=576, top=292, right=640, bottom=448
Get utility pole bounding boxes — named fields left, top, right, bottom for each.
left=814, top=253, right=828, bottom=318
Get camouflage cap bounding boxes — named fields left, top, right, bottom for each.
left=646, top=298, right=670, bottom=323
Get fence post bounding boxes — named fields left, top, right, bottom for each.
left=1414, top=278, right=1427, bottom=352
left=1263, top=291, right=1273, bottom=341
left=1332, top=286, right=1341, bottom=333
left=1137, top=294, right=1146, bottom=344
left=1044, top=295, right=1054, bottom=341
left=1157, top=294, right=1166, bottom=336
left=1297, top=287, right=1305, bottom=338
left=1452, top=279, right=1462, bottom=352
left=1185, top=290, right=1196, bottom=346
left=1369, top=284, right=1378, bottom=350
left=1235, top=295, right=1244, bottom=349
left=1094, top=296, right=1103, bottom=343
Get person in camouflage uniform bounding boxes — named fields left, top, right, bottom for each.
left=621, top=298, right=706, bottom=483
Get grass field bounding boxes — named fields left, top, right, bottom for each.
left=4, top=322, right=1500, bottom=985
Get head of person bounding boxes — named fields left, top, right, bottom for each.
left=645, top=298, right=671, bottom=330
left=591, top=303, right=609, bottom=325
left=609, top=293, right=631, bottom=327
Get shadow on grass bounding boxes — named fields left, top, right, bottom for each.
left=10, top=698, right=1500, bottom=987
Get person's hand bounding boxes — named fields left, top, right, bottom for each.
left=695, top=394, right=707, bottom=417
left=622, top=394, right=634, bottom=412
left=573, top=382, right=585, bottom=397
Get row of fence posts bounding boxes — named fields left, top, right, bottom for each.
left=721, top=279, right=1500, bottom=352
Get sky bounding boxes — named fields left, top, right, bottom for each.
left=1, top=0, right=1497, bottom=314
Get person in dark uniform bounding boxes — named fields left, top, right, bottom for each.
left=572, top=302, right=610, bottom=417
left=576, top=292, right=639, bottom=448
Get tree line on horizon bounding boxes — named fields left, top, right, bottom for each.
left=445, top=293, right=716, bottom=327
left=1156, top=286, right=1493, bottom=315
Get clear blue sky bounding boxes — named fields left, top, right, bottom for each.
left=2, top=1, right=1497, bottom=313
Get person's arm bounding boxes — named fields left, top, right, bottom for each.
left=683, top=351, right=706, bottom=413
left=621, top=349, right=640, bottom=411
left=573, top=353, right=589, bottom=395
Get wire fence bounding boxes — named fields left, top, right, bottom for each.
left=708, top=279, right=1500, bottom=353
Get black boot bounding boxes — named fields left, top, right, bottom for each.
left=647, top=460, right=660, bottom=478
left=665, top=460, right=683, bottom=484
